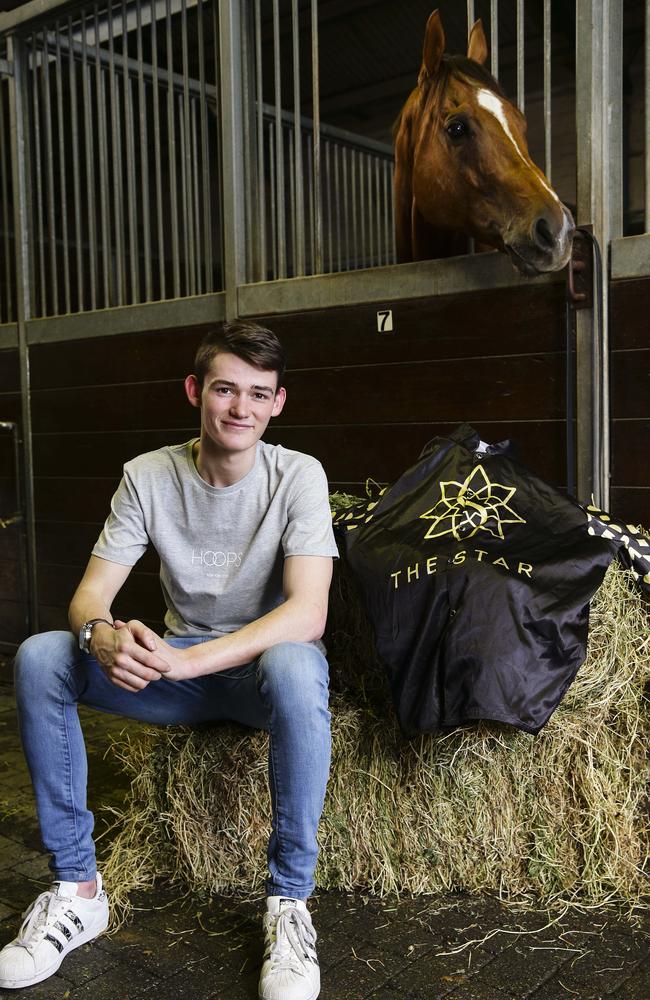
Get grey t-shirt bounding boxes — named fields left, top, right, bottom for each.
left=92, top=439, right=339, bottom=637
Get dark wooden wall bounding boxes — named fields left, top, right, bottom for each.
left=0, top=347, right=23, bottom=646
left=609, top=278, right=650, bottom=524
left=0, top=275, right=647, bottom=648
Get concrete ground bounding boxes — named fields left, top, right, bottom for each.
left=0, top=660, right=647, bottom=1000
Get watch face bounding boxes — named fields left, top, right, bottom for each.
left=80, top=619, right=110, bottom=653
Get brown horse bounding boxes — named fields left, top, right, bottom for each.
left=394, top=10, right=574, bottom=274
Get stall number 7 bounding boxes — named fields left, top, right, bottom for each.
left=377, top=309, right=393, bottom=333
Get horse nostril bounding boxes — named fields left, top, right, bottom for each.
left=533, top=216, right=556, bottom=252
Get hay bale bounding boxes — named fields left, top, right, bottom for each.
left=101, top=558, right=649, bottom=925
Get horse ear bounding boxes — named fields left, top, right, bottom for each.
left=420, top=10, right=445, bottom=80
left=467, top=19, right=488, bottom=65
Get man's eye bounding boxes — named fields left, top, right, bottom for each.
left=254, top=393, right=270, bottom=401
left=446, top=119, right=467, bottom=141
left=215, top=386, right=232, bottom=395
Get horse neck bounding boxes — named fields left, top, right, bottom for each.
left=410, top=202, right=474, bottom=262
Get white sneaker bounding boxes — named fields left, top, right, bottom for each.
left=259, top=896, right=320, bottom=1000
left=0, top=873, right=109, bottom=989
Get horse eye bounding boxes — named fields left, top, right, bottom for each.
left=446, top=120, right=467, bottom=141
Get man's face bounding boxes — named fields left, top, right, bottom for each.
left=185, top=351, right=286, bottom=457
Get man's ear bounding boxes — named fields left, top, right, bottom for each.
left=185, top=374, right=202, bottom=408
left=271, top=386, right=287, bottom=418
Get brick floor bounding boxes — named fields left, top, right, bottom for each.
left=0, top=667, right=647, bottom=1000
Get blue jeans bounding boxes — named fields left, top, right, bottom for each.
left=13, top=631, right=331, bottom=900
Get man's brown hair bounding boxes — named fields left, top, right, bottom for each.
left=194, top=321, right=287, bottom=390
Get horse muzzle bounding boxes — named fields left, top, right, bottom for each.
left=504, top=205, right=575, bottom=275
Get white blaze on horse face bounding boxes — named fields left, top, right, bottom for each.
left=475, top=88, right=561, bottom=207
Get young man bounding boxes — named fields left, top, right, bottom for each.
left=1, top=322, right=338, bottom=1000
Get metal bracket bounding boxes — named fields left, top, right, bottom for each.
left=567, top=224, right=594, bottom=309
left=0, top=513, right=22, bottom=529
left=0, top=59, right=13, bottom=77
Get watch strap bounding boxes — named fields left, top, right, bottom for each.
left=79, top=618, right=113, bottom=653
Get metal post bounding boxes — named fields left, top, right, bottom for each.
left=490, top=0, right=498, bottom=79
left=575, top=0, right=622, bottom=507
left=543, top=0, right=551, bottom=182
left=291, top=0, right=305, bottom=276
left=311, top=0, right=321, bottom=275
left=7, top=33, right=38, bottom=634
left=516, top=0, right=524, bottom=112
left=219, top=0, right=245, bottom=319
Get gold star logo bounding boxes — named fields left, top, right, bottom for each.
left=420, top=465, right=525, bottom=541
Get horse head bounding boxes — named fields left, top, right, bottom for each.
left=394, top=10, right=574, bottom=274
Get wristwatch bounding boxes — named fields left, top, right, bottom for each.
left=79, top=618, right=113, bottom=654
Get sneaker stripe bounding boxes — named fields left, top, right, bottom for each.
left=65, top=911, right=84, bottom=932
left=53, top=921, right=73, bottom=941
left=44, top=934, right=64, bottom=954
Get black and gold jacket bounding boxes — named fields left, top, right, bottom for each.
left=333, top=424, right=649, bottom=735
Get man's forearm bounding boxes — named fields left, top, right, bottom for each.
left=179, top=596, right=327, bottom=678
left=68, top=586, right=114, bottom=638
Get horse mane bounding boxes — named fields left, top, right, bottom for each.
left=392, top=54, right=507, bottom=141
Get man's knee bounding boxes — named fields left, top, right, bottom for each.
left=257, top=642, right=329, bottom=712
left=14, top=631, right=79, bottom=703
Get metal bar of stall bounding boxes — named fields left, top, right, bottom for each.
left=374, top=156, right=381, bottom=267
left=269, top=121, right=277, bottom=279
left=311, top=0, right=322, bottom=275
left=182, top=0, right=195, bottom=294
left=516, top=0, right=524, bottom=112
left=306, top=138, right=314, bottom=273
left=96, top=17, right=111, bottom=309
left=108, top=9, right=125, bottom=305
left=291, top=0, right=305, bottom=276
left=365, top=151, right=371, bottom=268
left=254, top=0, right=266, bottom=282
left=81, top=11, right=97, bottom=310
left=240, top=0, right=254, bottom=283
left=0, top=86, right=12, bottom=322
left=218, top=0, right=246, bottom=319
left=151, top=7, right=165, bottom=299
left=123, top=1, right=139, bottom=303
left=32, top=35, right=46, bottom=317
left=351, top=146, right=358, bottom=269
left=383, top=158, right=390, bottom=266
left=272, top=0, right=286, bottom=279
left=54, top=26, right=70, bottom=314
left=7, top=33, right=38, bottom=632
left=334, top=142, right=341, bottom=273
left=68, top=14, right=83, bottom=312
left=166, top=0, right=181, bottom=298
left=191, top=99, right=202, bottom=286
left=288, top=129, right=296, bottom=275
left=136, top=1, right=152, bottom=301
left=178, top=89, right=190, bottom=293
left=543, top=0, right=551, bottom=182
left=212, top=0, right=225, bottom=293
left=41, top=27, right=58, bottom=315
left=390, top=160, right=396, bottom=262
left=490, top=0, right=498, bottom=78
left=360, top=151, right=366, bottom=270
left=324, top=139, right=332, bottom=272
left=197, top=0, right=212, bottom=293
left=466, top=1, right=475, bottom=33
left=342, top=144, right=349, bottom=271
